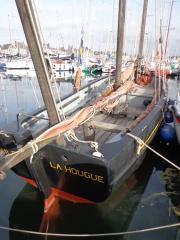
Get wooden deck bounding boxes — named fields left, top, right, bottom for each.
left=75, top=106, right=146, bottom=145
left=74, top=84, right=155, bottom=145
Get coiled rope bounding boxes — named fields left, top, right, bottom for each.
left=0, top=223, right=179, bottom=237
left=127, top=133, right=180, bottom=171
left=65, top=129, right=103, bottom=157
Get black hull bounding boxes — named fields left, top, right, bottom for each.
left=13, top=146, right=112, bottom=203
left=12, top=97, right=165, bottom=204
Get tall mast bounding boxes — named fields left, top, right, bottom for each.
left=159, top=19, right=163, bottom=60
left=137, top=0, right=148, bottom=68
left=15, top=0, right=60, bottom=126
left=115, top=0, right=126, bottom=89
left=8, top=14, right=12, bottom=45
left=164, top=0, right=174, bottom=57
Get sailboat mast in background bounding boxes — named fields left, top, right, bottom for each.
left=164, top=0, right=174, bottom=57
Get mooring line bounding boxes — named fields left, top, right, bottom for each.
left=0, top=223, right=179, bottom=237
left=127, top=132, right=180, bottom=171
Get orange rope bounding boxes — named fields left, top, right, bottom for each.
left=129, top=88, right=160, bottom=130
left=37, top=80, right=134, bottom=142
left=74, top=67, right=81, bottom=91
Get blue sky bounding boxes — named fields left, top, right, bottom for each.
left=0, top=0, right=180, bottom=56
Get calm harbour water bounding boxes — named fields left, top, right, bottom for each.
left=0, top=71, right=179, bottom=240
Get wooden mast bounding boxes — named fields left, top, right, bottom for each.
left=164, top=0, right=174, bottom=57
left=15, top=0, right=60, bottom=126
left=137, top=0, right=148, bottom=71
left=114, top=0, right=126, bottom=89
left=159, top=19, right=163, bottom=60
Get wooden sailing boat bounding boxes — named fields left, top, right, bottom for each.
left=0, top=0, right=166, bottom=209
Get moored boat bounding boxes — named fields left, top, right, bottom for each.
left=6, top=58, right=34, bottom=70
left=0, top=0, right=166, bottom=210
left=0, top=64, right=165, bottom=205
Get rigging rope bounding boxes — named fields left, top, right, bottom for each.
left=32, top=0, right=67, bottom=121
left=127, top=132, right=180, bottom=171
left=29, top=78, right=41, bottom=108
left=0, top=223, right=179, bottom=237
left=50, top=75, right=67, bottom=121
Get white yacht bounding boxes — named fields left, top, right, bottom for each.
left=6, top=58, right=34, bottom=70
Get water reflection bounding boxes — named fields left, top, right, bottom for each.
left=9, top=184, right=44, bottom=240
left=0, top=70, right=103, bottom=128
left=0, top=75, right=43, bottom=127
left=124, top=140, right=180, bottom=240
